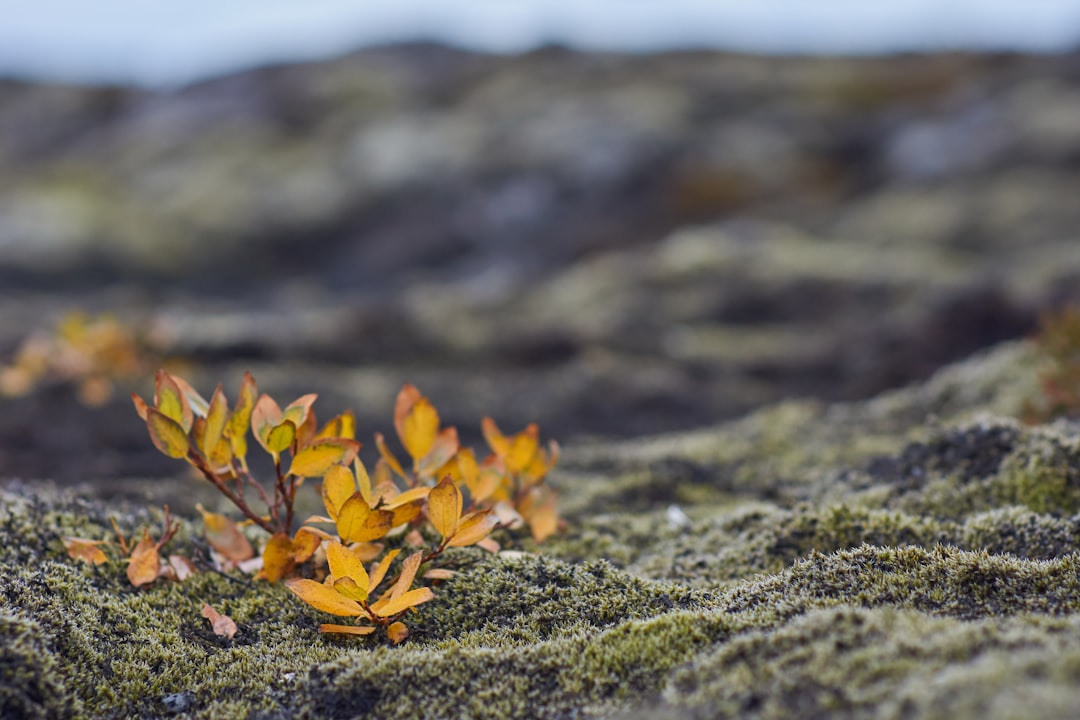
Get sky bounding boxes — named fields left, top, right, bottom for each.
left=1, top=0, right=1079, bottom=87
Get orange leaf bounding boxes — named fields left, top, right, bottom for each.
left=326, top=540, right=371, bottom=595
left=401, top=398, right=439, bottom=464
left=127, top=530, right=161, bottom=587
left=447, top=508, right=496, bottom=548
left=201, top=604, right=238, bottom=639
left=131, top=393, right=150, bottom=422
left=417, top=427, right=459, bottom=478
left=319, top=623, right=376, bottom=636
left=423, top=568, right=457, bottom=581
left=374, top=433, right=408, bottom=481
left=62, top=537, right=108, bottom=566
left=259, top=532, right=296, bottom=582
left=285, top=578, right=366, bottom=617
left=521, top=489, right=559, bottom=542
left=197, top=505, right=254, bottom=562
left=393, top=384, right=423, bottom=440
left=387, top=621, right=409, bottom=644
left=289, top=439, right=361, bottom=478
left=368, top=549, right=402, bottom=590
left=370, top=587, right=435, bottom=618
left=282, top=393, right=318, bottom=428
left=336, top=495, right=394, bottom=543
left=146, top=409, right=190, bottom=459
left=481, top=417, right=510, bottom=458
left=294, top=406, right=318, bottom=449
left=427, top=476, right=462, bottom=539
left=388, top=551, right=424, bottom=602
left=291, top=527, right=323, bottom=564
left=322, top=464, right=357, bottom=520
left=333, top=576, right=368, bottom=602
left=506, top=425, right=540, bottom=475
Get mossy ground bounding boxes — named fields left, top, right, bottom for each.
left=5, top=340, right=1080, bottom=719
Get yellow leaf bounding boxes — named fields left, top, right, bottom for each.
left=401, top=398, right=439, bottom=464
left=127, top=530, right=161, bottom=587
left=326, top=541, right=371, bottom=594
left=506, top=425, right=540, bottom=475
left=289, top=439, right=361, bottom=478
left=265, top=420, right=296, bottom=455
left=370, top=587, right=435, bottom=618
left=282, top=393, right=318, bottom=428
left=387, top=621, right=409, bottom=644
left=285, top=578, right=366, bottom=617
left=154, top=370, right=192, bottom=431
left=319, top=623, right=376, bottom=636
left=427, top=476, right=462, bottom=539
left=201, top=604, right=238, bottom=639
left=349, top=542, right=385, bottom=563
left=197, top=505, right=253, bottom=562
left=388, top=551, right=424, bottom=602
left=393, top=384, right=423, bottom=440
left=374, top=433, right=408, bottom=481
left=295, top=406, right=318, bottom=449
left=207, top=435, right=233, bottom=473
left=260, top=532, right=296, bottom=582
left=317, top=411, right=356, bottom=441
left=520, top=488, right=559, bottom=542
left=146, top=409, right=190, bottom=459
left=169, top=373, right=210, bottom=417
left=481, top=417, right=510, bottom=458
left=336, top=495, right=394, bottom=543
left=226, top=372, right=258, bottom=459
left=202, top=384, right=229, bottom=456
left=333, top=576, right=368, bottom=602
left=368, top=549, right=402, bottom=590
left=62, top=537, right=108, bottom=566
left=417, top=427, right=460, bottom=478
left=447, top=509, right=496, bottom=548
left=321, top=464, right=357, bottom=520
left=389, top=499, right=425, bottom=527
left=291, top=527, right=323, bottom=564
left=354, top=458, right=374, bottom=506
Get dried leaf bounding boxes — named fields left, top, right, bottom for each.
left=127, top=530, right=161, bottom=587
left=336, top=495, right=394, bottom=544
left=317, top=410, right=356, bottom=441
left=291, top=527, right=323, bottom=564
left=201, top=603, right=238, bottom=639
left=401, top=398, right=439, bottom=463
left=427, top=476, right=462, bottom=539
left=506, top=425, right=540, bottom=475
left=289, top=439, right=361, bottom=478
left=285, top=578, right=366, bottom=617
left=168, top=555, right=198, bottom=581
left=62, top=537, right=108, bottom=566
left=423, top=568, right=457, bottom=580
left=481, top=417, right=510, bottom=458
left=251, top=394, right=283, bottom=448
left=169, top=373, right=210, bottom=417
left=259, top=532, right=296, bottom=582
left=131, top=392, right=150, bottom=422
left=416, top=427, right=459, bottom=478
left=387, top=621, right=409, bottom=644
left=146, top=409, right=190, bottom=459
left=281, top=393, right=318, bottom=428
left=197, top=505, right=254, bottom=562
left=319, top=623, right=376, bottom=636
left=370, top=587, right=435, bottom=618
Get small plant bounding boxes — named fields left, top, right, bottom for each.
left=1023, top=305, right=1080, bottom=423
left=129, top=370, right=561, bottom=641
left=1, top=311, right=160, bottom=406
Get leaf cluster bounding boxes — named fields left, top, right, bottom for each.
left=1023, top=305, right=1080, bottom=423
left=126, top=370, right=561, bottom=641
left=0, top=310, right=157, bottom=406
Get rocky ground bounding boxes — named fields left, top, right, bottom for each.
left=3, top=45, right=1080, bottom=719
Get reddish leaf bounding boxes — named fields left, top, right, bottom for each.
left=201, top=603, right=238, bottom=639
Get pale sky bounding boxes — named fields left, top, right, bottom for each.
left=1, top=0, right=1079, bottom=86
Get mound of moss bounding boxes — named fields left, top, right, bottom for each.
left=4, top=340, right=1080, bottom=718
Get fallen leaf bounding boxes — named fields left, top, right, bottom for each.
left=387, top=621, right=409, bottom=644
left=201, top=604, right=238, bottom=639
left=62, top=537, right=108, bottom=566
left=127, top=530, right=161, bottom=587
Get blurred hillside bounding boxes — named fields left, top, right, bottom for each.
left=2, top=45, right=1079, bottom=484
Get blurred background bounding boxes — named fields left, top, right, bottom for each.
left=2, top=1, right=1080, bottom=492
